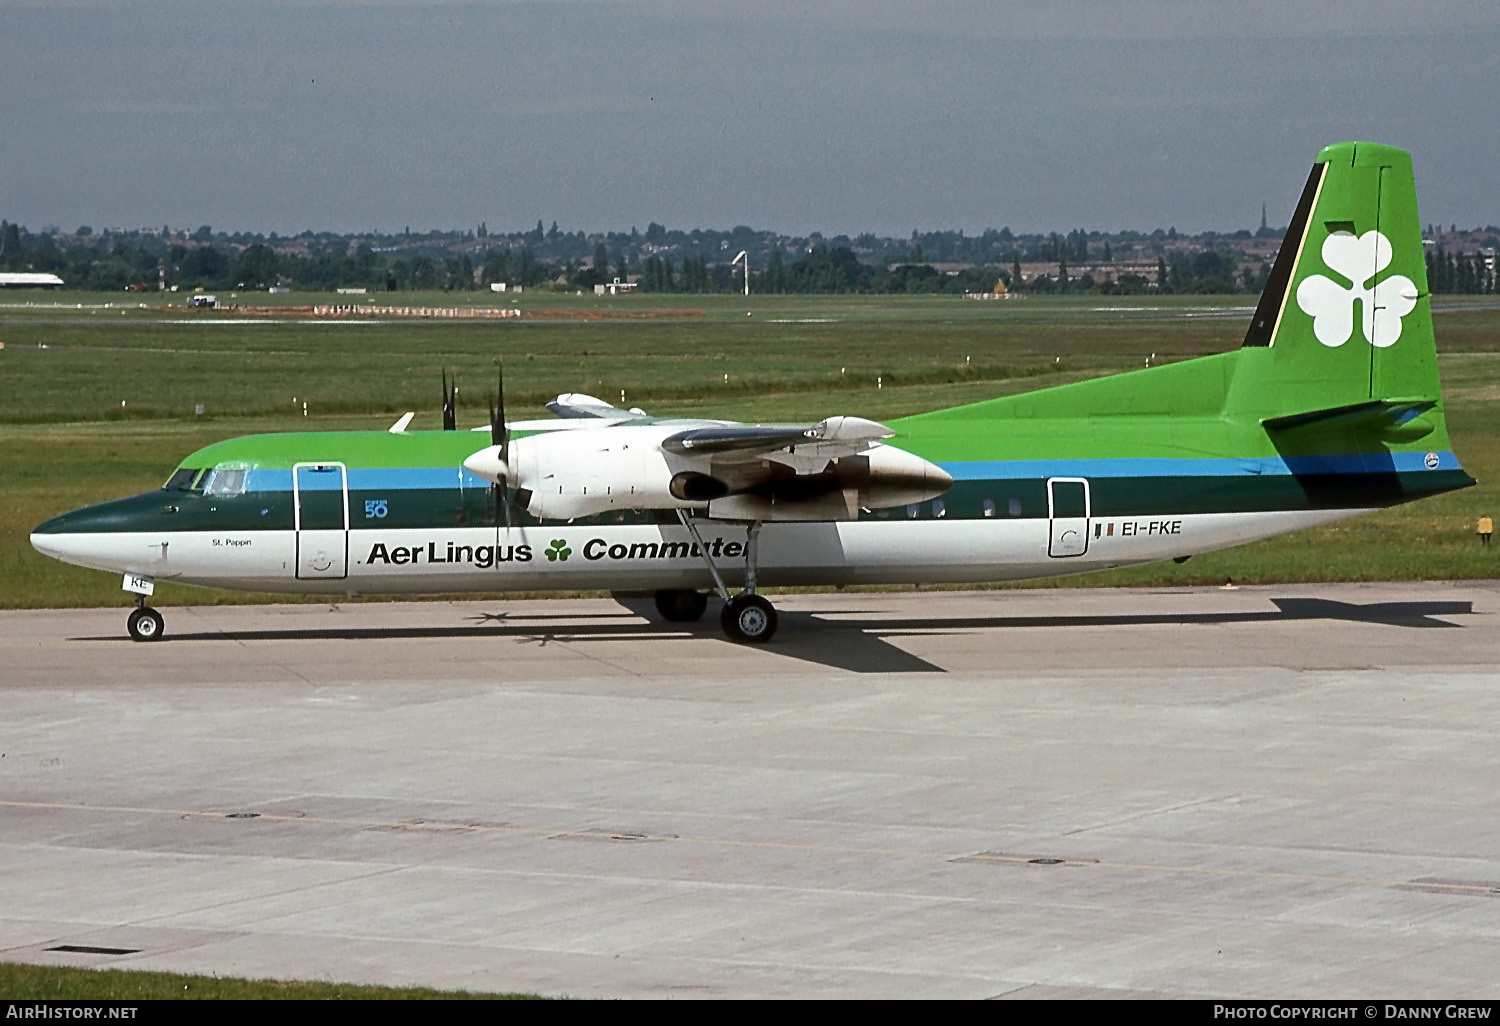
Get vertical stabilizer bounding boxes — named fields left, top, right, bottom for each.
left=1228, top=142, right=1438, bottom=419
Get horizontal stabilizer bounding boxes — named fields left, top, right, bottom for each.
left=546, top=393, right=638, bottom=420
left=1262, top=399, right=1435, bottom=435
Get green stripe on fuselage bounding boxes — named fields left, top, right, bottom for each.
left=179, top=430, right=496, bottom=471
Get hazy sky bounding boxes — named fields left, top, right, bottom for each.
left=3, top=1, right=1497, bottom=237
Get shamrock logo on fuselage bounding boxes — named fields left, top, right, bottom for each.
left=1294, top=229, right=1417, bottom=348
left=544, top=539, right=571, bottom=562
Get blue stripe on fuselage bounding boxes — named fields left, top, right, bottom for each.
left=941, top=451, right=1460, bottom=480
left=248, top=467, right=493, bottom=491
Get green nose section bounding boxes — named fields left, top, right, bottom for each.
left=32, top=492, right=187, bottom=537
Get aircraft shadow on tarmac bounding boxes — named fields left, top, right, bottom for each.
left=84, top=596, right=1477, bottom=675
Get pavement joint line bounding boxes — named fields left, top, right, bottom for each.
left=6, top=798, right=1491, bottom=898
left=128, top=863, right=414, bottom=929
left=1059, top=793, right=1241, bottom=836
left=543, top=635, right=657, bottom=677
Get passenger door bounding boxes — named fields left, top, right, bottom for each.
left=1047, top=477, right=1090, bottom=558
left=294, top=462, right=349, bottom=579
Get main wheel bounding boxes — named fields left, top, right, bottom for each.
left=127, top=606, right=165, bottom=642
left=720, top=594, right=778, bottom=644
left=654, top=589, right=710, bottom=622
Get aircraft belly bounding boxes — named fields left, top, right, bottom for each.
left=337, top=508, right=1372, bottom=593
left=37, top=508, right=1375, bottom=597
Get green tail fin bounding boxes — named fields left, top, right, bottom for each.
left=1228, top=141, right=1439, bottom=420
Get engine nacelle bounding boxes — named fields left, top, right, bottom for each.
left=491, top=426, right=708, bottom=521
left=706, top=443, right=953, bottom=521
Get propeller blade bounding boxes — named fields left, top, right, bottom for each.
left=492, top=364, right=506, bottom=451
left=492, top=363, right=511, bottom=527
left=441, top=369, right=456, bottom=431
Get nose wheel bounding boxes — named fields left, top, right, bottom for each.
left=127, top=604, right=165, bottom=642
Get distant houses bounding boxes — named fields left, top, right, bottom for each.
left=594, top=278, right=638, bottom=296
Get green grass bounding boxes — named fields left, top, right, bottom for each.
left=0, top=962, right=536, bottom=999
left=3, top=292, right=1497, bottom=609
left=0, top=292, right=1234, bottom=423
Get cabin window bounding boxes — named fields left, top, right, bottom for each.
left=204, top=466, right=249, bottom=497
left=163, top=468, right=204, bottom=491
left=982, top=499, right=995, bottom=518
left=932, top=499, right=946, bottom=518
left=1008, top=497, right=1023, bottom=517
left=906, top=504, right=920, bottom=519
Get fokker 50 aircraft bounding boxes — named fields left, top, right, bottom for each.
left=31, top=142, right=1474, bottom=643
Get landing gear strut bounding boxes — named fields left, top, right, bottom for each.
left=126, top=595, right=164, bottom=642
left=676, top=512, right=778, bottom=644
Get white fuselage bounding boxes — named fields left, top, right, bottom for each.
left=31, top=508, right=1370, bottom=596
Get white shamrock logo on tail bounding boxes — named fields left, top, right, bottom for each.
left=1295, top=230, right=1418, bottom=348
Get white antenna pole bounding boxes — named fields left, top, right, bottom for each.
left=732, top=251, right=749, bottom=296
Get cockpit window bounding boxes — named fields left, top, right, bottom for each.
left=203, top=466, right=249, bottom=498
left=164, top=468, right=205, bottom=491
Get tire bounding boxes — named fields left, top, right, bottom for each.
left=720, top=594, right=778, bottom=644
left=654, top=589, right=709, bottom=623
left=127, top=606, right=164, bottom=642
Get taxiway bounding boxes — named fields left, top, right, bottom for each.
left=2, top=582, right=1498, bottom=998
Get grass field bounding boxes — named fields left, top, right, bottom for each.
left=0, top=962, right=532, bottom=1000
left=3, top=291, right=1496, bottom=610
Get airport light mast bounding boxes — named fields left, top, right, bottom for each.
left=731, top=251, right=749, bottom=296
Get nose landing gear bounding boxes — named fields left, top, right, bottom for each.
left=127, top=597, right=164, bottom=642
left=122, top=574, right=164, bottom=641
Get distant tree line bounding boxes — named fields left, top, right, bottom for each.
left=0, top=218, right=1494, bottom=296
left=1427, top=249, right=1498, bottom=295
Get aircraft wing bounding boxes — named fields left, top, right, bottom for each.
left=661, top=416, right=893, bottom=461
left=655, top=416, right=938, bottom=521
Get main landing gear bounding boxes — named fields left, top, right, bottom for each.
left=675, top=512, right=779, bottom=644
left=720, top=593, right=777, bottom=644
left=653, top=588, right=710, bottom=622
left=127, top=595, right=164, bottom=642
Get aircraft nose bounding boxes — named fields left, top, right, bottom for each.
left=31, top=511, right=96, bottom=566
left=30, top=493, right=175, bottom=572
left=31, top=508, right=86, bottom=558
left=29, top=527, right=67, bottom=561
